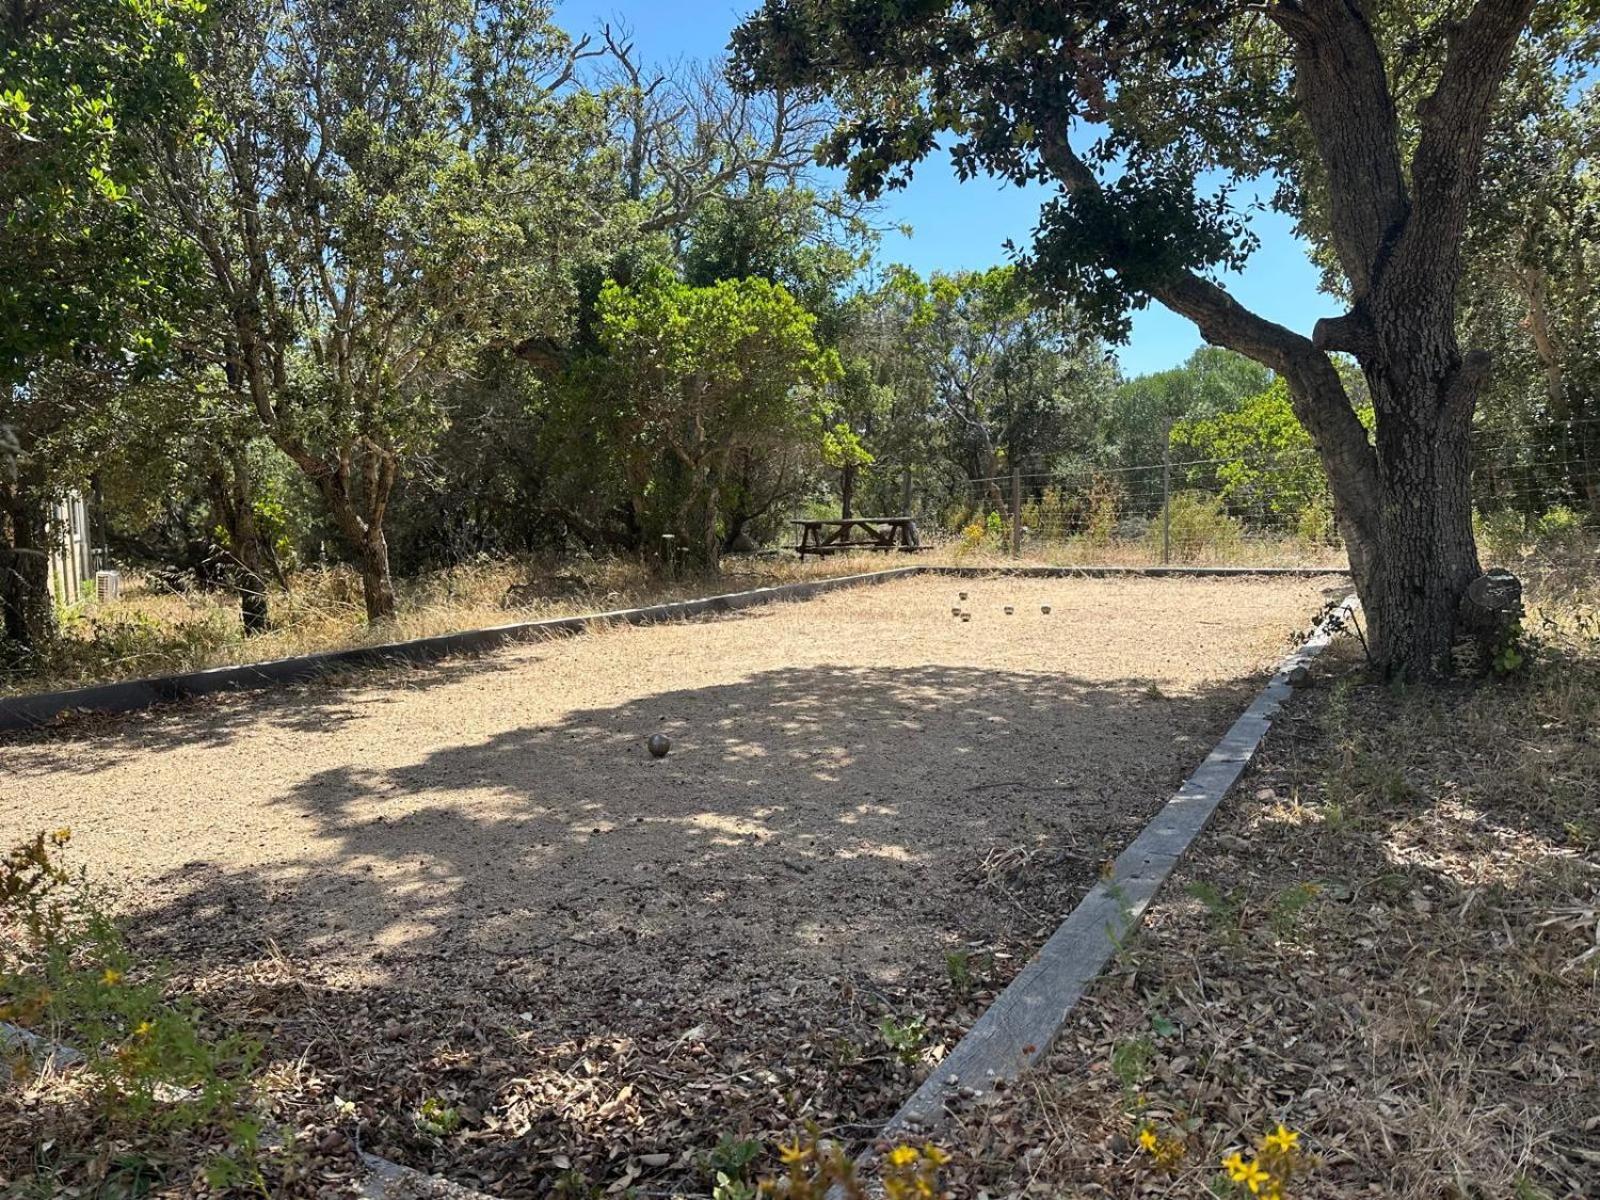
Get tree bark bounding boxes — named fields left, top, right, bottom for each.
left=1026, top=0, right=1539, bottom=676
left=0, top=483, right=54, bottom=649
left=307, top=446, right=400, bottom=623
left=356, top=526, right=397, bottom=623
left=1360, top=343, right=1484, bottom=673
left=207, top=452, right=271, bottom=635
left=840, top=461, right=856, bottom=519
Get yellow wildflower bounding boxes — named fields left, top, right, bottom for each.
left=1222, top=1152, right=1247, bottom=1179
left=778, top=1139, right=809, bottom=1165
left=1263, top=1124, right=1299, bottom=1153
left=134, top=1020, right=154, bottom=1038
left=101, top=968, right=123, bottom=986
left=1138, top=1127, right=1159, bottom=1152
left=51, top=828, right=71, bottom=845
left=887, top=1145, right=920, bottom=1168
left=922, top=1144, right=948, bottom=1166
left=1237, top=1160, right=1269, bottom=1193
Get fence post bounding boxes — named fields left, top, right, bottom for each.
left=1011, top=464, right=1022, bottom=559
left=1161, top=420, right=1173, bottom=565
left=902, top=465, right=913, bottom=517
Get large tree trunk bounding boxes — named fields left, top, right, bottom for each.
left=1359, top=349, right=1484, bottom=673
left=671, top=457, right=724, bottom=573
left=700, top=478, right=722, bottom=571
left=309, top=460, right=399, bottom=623
left=1070, top=0, right=1537, bottom=679
left=207, top=453, right=272, bottom=635
left=356, top=527, right=397, bottom=623
left=232, top=514, right=272, bottom=635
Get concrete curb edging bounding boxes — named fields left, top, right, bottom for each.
left=0, top=1021, right=496, bottom=1199
left=359, top=1152, right=497, bottom=1199
left=880, top=595, right=1359, bottom=1138
left=926, top=565, right=1345, bottom=580
left=0, top=564, right=1347, bottom=733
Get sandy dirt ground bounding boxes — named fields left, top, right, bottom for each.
left=1, top=573, right=1347, bottom=1194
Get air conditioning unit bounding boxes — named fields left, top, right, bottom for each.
left=95, top=570, right=121, bottom=603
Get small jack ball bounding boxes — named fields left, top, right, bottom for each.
left=647, top=733, right=671, bottom=758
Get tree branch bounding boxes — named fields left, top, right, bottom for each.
left=1392, top=0, right=1538, bottom=294
left=1036, top=128, right=1382, bottom=557
left=1272, top=0, right=1409, bottom=299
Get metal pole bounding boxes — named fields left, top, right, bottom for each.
left=1011, top=464, right=1023, bottom=559
left=1161, top=421, right=1173, bottom=565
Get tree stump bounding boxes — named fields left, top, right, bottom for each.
left=1458, top=568, right=1523, bottom=668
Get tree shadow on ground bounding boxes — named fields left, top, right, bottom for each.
left=1, top=644, right=538, bottom=768
left=101, top=658, right=1267, bottom=1197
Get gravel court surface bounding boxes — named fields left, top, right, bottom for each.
left=1, top=573, right=1345, bottom=1191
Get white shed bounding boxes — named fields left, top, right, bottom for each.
left=47, top=491, right=93, bottom=606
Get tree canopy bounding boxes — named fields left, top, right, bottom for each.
left=0, top=0, right=206, bottom=385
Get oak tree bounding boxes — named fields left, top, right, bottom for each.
left=733, top=0, right=1594, bottom=673
left=1, top=0, right=205, bottom=647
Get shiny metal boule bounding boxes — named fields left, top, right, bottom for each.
left=647, top=733, right=671, bottom=758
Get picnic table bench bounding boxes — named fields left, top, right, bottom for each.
left=791, top=516, right=925, bottom=558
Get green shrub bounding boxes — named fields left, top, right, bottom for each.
left=1147, top=491, right=1243, bottom=561
left=1294, top=498, right=1338, bottom=547
left=1534, top=504, right=1590, bottom=554
left=1475, top=508, right=1526, bottom=563
left=1535, top=504, right=1581, bottom=536
left=1, top=831, right=263, bottom=1191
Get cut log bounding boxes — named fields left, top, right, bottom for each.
left=1458, top=568, right=1524, bottom=668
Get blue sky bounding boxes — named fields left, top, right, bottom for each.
left=557, top=1, right=1342, bottom=376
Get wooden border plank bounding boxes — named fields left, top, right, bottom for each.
left=0, top=568, right=920, bottom=732
left=0, top=564, right=1348, bottom=732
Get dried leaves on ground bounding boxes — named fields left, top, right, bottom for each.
left=943, top=617, right=1600, bottom=1200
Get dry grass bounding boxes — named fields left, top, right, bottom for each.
left=940, top=580, right=1600, bottom=1200
left=932, top=533, right=1348, bottom=570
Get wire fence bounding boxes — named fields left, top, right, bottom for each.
left=826, top=430, right=1600, bottom=572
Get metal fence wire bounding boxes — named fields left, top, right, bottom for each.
left=834, top=426, right=1600, bottom=570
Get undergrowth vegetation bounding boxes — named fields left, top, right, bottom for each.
left=2, top=548, right=1352, bottom=698
left=0, top=833, right=264, bottom=1196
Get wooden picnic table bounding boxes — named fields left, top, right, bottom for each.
left=791, top=516, right=925, bottom=557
